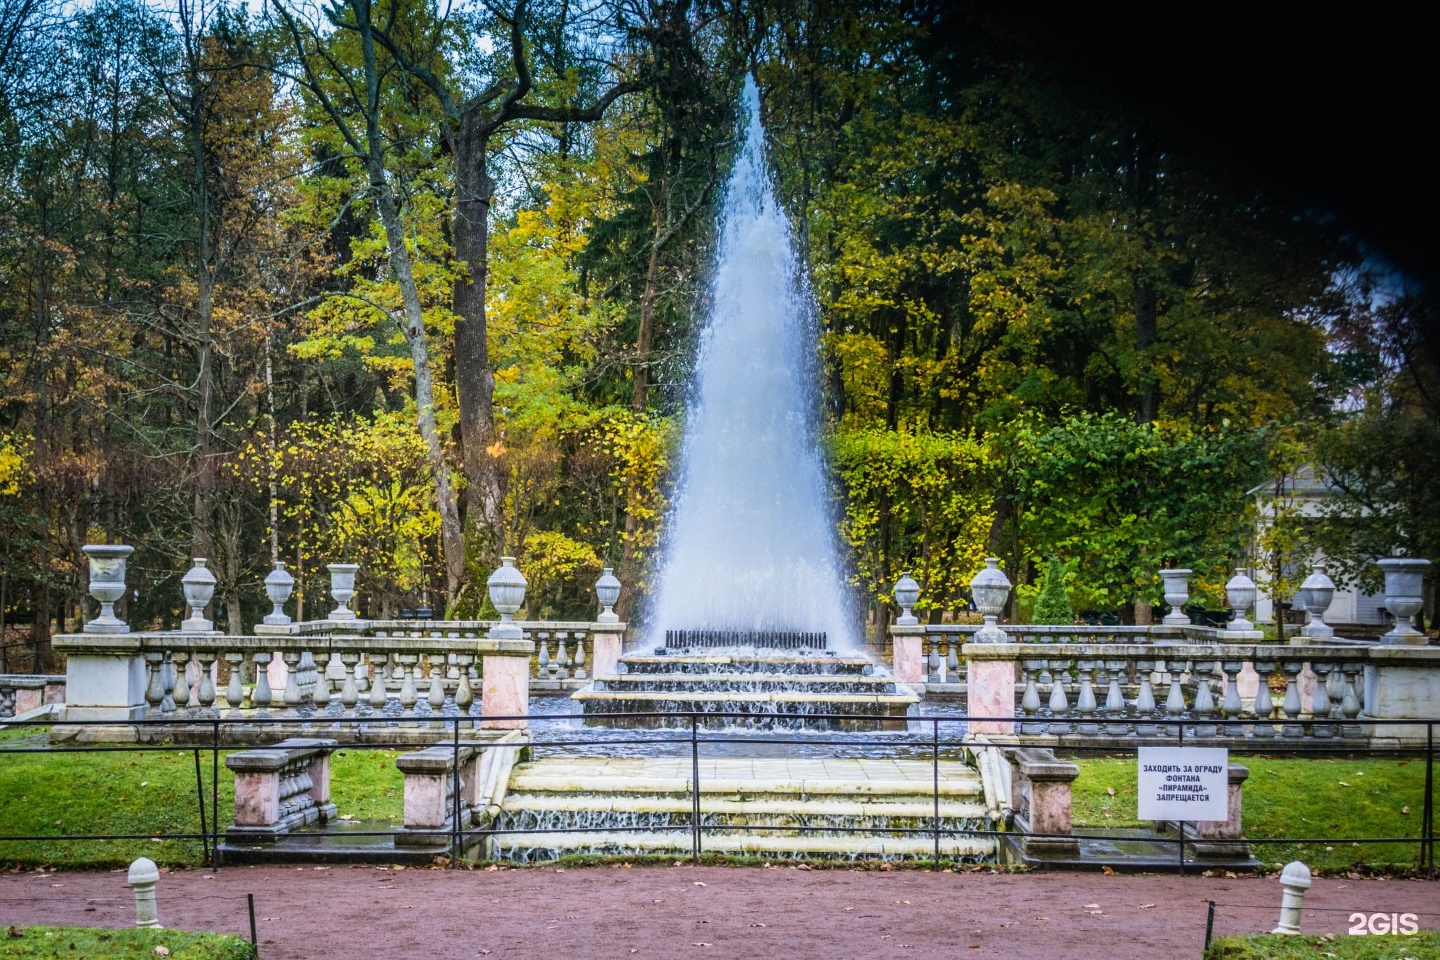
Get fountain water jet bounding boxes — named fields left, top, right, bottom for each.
left=647, top=76, right=854, bottom=650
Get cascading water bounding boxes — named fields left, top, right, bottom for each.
left=647, top=76, right=855, bottom=649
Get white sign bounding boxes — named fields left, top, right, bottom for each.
left=1137, top=747, right=1228, bottom=821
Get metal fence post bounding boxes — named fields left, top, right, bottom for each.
left=932, top=716, right=940, bottom=864
left=690, top=711, right=701, bottom=863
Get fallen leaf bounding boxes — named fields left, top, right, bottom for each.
left=749, top=923, right=767, bottom=928
left=691, top=943, right=711, bottom=947
left=693, top=881, right=706, bottom=887
left=1402, top=806, right=1411, bottom=814
left=1106, top=787, right=1115, bottom=796
left=1139, top=903, right=1155, bottom=909
left=1338, top=781, right=1351, bottom=787
left=153, top=947, right=169, bottom=957
left=1083, top=904, right=1100, bottom=910
left=1102, top=866, right=1115, bottom=876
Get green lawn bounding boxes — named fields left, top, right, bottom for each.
left=0, top=731, right=404, bottom=868
left=1072, top=755, right=1435, bottom=872
left=1204, top=932, right=1440, bottom=959
left=0, top=926, right=255, bottom=960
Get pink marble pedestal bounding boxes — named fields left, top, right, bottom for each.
left=891, top=629, right=924, bottom=684
left=967, top=659, right=1016, bottom=735
left=590, top=630, right=624, bottom=678
left=481, top=654, right=530, bottom=729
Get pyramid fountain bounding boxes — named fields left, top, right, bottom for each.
left=571, top=77, right=917, bottom=730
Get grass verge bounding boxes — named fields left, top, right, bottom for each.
left=0, top=735, right=403, bottom=869
left=1203, top=932, right=1440, bottom=959
left=0, top=926, right=255, bottom=959
left=1071, top=755, right=1435, bottom=873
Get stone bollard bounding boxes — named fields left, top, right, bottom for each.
left=1009, top=747, right=1080, bottom=859
left=1272, top=860, right=1311, bottom=934
left=127, top=856, right=161, bottom=929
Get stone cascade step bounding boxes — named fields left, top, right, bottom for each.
left=491, top=758, right=995, bottom=864
left=592, top=672, right=900, bottom=695
left=574, top=651, right=919, bottom=730
left=616, top=654, right=877, bottom=677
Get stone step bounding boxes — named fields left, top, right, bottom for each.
left=617, top=655, right=876, bottom=677
left=592, top=673, right=899, bottom=694
left=501, top=793, right=988, bottom=820
left=488, top=830, right=995, bottom=862
left=506, top=760, right=983, bottom=798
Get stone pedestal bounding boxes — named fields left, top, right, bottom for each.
left=1010, top=747, right=1080, bottom=856
left=590, top=628, right=624, bottom=679
left=890, top=625, right=924, bottom=684
left=1178, top=764, right=1252, bottom=859
left=481, top=641, right=533, bottom=729
left=53, top=634, right=148, bottom=724
left=967, top=659, right=1016, bottom=735
left=395, top=743, right=485, bottom=845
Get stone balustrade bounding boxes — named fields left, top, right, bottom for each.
left=53, top=626, right=535, bottom=740
left=1, top=674, right=66, bottom=719
left=964, top=641, right=1440, bottom=745
left=225, top=737, right=339, bottom=842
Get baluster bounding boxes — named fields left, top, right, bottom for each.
left=927, top=639, right=941, bottom=683
left=1074, top=659, right=1098, bottom=736
left=428, top=652, right=446, bottom=726
left=298, top=649, right=318, bottom=700
left=367, top=653, right=389, bottom=719
left=1309, top=662, right=1335, bottom=738
left=1103, top=659, right=1129, bottom=736
left=170, top=651, right=192, bottom=717
left=1340, top=663, right=1363, bottom=738
left=1163, top=660, right=1187, bottom=738
left=251, top=652, right=273, bottom=720
left=224, top=652, right=246, bottom=719
left=144, top=652, right=167, bottom=721
left=1280, top=662, right=1304, bottom=738
left=573, top=640, right=588, bottom=681
left=1020, top=660, right=1044, bottom=735
left=1220, top=661, right=1244, bottom=738
left=454, top=653, right=475, bottom=718
left=339, top=653, right=361, bottom=721
left=556, top=640, right=571, bottom=681
left=195, top=651, right=217, bottom=719
left=282, top=650, right=304, bottom=719
left=1191, top=662, right=1217, bottom=738
left=398, top=654, right=419, bottom=722
left=537, top=642, right=550, bottom=680
left=946, top=640, right=959, bottom=681
left=1047, top=658, right=1072, bottom=736
left=312, top=649, right=334, bottom=720
left=1135, top=659, right=1158, bottom=737
left=1252, top=661, right=1276, bottom=738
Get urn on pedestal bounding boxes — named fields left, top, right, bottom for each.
left=1297, top=563, right=1335, bottom=639
left=1378, top=557, right=1430, bottom=644
left=1225, top=569, right=1258, bottom=632
left=326, top=563, right=360, bottom=621
left=263, top=562, right=295, bottom=625
left=83, top=544, right=134, bottom=634
left=1159, top=568, right=1193, bottom=626
left=595, top=567, right=621, bottom=624
left=893, top=572, right=920, bottom=626
left=970, top=558, right=1011, bottom=643
left=180, top=558, right=217, bottom=633
left=487, top=557, right=527, bottom=639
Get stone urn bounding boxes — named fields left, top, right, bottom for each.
left=326, top=563, right=360, bottom=621
left=487, top=557, right=527, bottom=639
left=594, top=567, right=621, bottom=624
left=1297, top=562, right=1335, bottom=639
left=180, top=558, right=217, bottom=633
left=970, top=558, right=1011, bottom=643
left=1378, top=557, right=1430, bottom=644
left=893, top=572, right=920, bottom=626
left=83, top=544, right=134, bottom=634
left=1225, top=568, right=1258, bottom=632
left=263, top=561, right=295, bottom=625
left=1159, top=568, right=1192, bottom=626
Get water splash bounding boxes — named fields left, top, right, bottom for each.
left=648, top=76, right=855, bottom=648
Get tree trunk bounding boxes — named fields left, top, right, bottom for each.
left=452, top=111, right=507, bottom=569
left=358, top=11, right=464, bottom=605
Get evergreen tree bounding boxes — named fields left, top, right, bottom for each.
left=1031, top=556, right=1074, bottom=625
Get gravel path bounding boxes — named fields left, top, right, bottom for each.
left=2, top=865, right=1437, bottom=959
